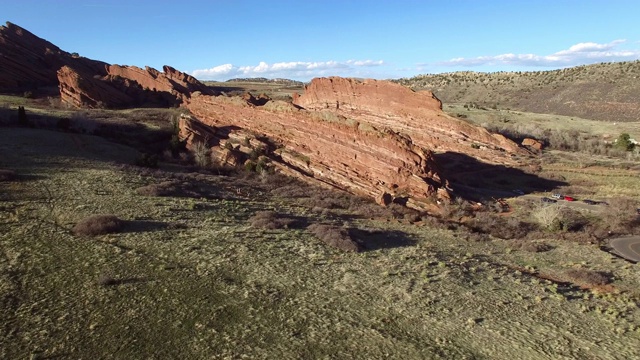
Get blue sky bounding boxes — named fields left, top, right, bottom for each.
left=3, top=0, right=640, bottom=81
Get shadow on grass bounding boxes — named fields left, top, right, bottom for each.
left=434, top=151, right=568, bottom=200
left=348, top=228, right=417, bottom=251
left=121, top=220, right=177, bottom=233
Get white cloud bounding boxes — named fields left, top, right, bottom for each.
left=191, top=59, right=385, bottom=81
left=436, top=40, right=640, bottom=68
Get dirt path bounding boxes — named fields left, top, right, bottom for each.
left=609, top=236, right=640, bottom=262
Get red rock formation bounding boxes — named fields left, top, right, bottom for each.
left=106, top=65, right=213, bottom=99
left=522, top=138, right=543, bottom=150
left=294, top=77, right=527, bottom=165
left=57, top=64, right=214, bottom=108
left=57, top=66, right=137, bottom=108
left=0, top=22, right=212, bottom=108
left=186, top=92, right=449, bottom=209
left=183, top=77, right=530, bottom=208
left=0, top=22, right=107, bottom=90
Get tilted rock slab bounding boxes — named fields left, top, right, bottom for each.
left=186, top=94, right=450, bottom=209
left=294, top=77, right=527, bottom=165
left=184, top=77, right=528, bottom=208
left=0, top=22, right=107, bottom=90
left=57, top=64, right=213, bottom=108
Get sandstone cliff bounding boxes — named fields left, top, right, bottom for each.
left=185, top=93, right=448, bottom=208
left=294, top=77, right=526, bottom=165
left=0, top=21, right=107, bottom=90
left=182, top=77, right=529, bottom=208
left=0, top=22, right=213, bottom=108
left=57, top=64, right=213, bottom=108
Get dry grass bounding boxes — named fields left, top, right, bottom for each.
left=398, top=60, right=640, bottom=122
left=73, top=215, right=123, bottom=236
left=467, top=211, right=536, bottom=240
left=307, top=223, right=362, bottom=252
left=600, top=197, right=640, bottom=233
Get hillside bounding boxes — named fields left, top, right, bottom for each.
left=396, top=61, right=640, bottom=122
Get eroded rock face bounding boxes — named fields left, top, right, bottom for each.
left=184, top=77, right=530, bottom=208
left=0, top=22, right=213, bottom=108
left=56, top=64, right=214, bottom=108
left=0, top=22, right=107, bottom=90
left=294, top=77, right=527, bottom=165
left=186, top=92, right=449, bottom=209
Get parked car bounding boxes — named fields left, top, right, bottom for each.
left=564, top=196, right=575, bottom=201
left=551, top=193, right=562, bottom=199
left=541, top=197, right=557, bottom=203
left=582, top=199, right=597, bottom=205
left=512, top=189, right=525, bottom=195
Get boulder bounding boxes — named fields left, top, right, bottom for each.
left=522, top=138, right=543, bottom=150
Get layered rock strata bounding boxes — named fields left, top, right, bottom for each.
left=293, top=77, right=526, bottom=165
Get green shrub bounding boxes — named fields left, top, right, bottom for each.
left=615, top=133, right=635, bottom=151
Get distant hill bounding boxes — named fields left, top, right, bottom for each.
left=226, top=77, right=304, bottom=86
left=395, top=61, right=640, bottom=122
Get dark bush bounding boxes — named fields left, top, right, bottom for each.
left=0, top=169, right=16, bottom=181
left=513, top=241, right=552, bottom=252
left=468, top=212, right=536, bottom=240
left=56, top=117, right=71, bottom=131
left=136, top=181, right=180, bottom=197
left=307, top=223, right=362, bottom=252
left=135, top=153, right=159, bottom=168
left=73, top=215, right=123, bottom=236
left=17, top=106, right=28, bottom=126
left=600, top=197, right=640, bottom=233
left=249, top=211, right=297, bottom=229
left=564, top=269, right=612, bottom=287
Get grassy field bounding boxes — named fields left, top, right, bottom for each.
left=204, top=80, right=304, bottom=101
left=444, top=104, right=640, bottom=140
left=2, top=125, right=640, bottom=359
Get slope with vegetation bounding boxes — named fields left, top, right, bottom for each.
left=396, top=61, right=640, bottom=122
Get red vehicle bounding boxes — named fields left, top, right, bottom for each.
left=564, top=196, right=575, bottom=201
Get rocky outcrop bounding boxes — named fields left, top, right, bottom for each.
left=183, top=77, right=530, bottom=208
left=293, top=77, right=528, bottom=165
left=0, top=22, right=107, bottom=90
left=106, top=65, right=213, bottom=99
left=0, top=22, right=213, bottom=108
left=57, top=66, right=136, bottom=108
left=186, top=92, right=450, bottom=209
left=522, top=138, right=543, bottom=150
left=56, top=64, right=214, bottom=108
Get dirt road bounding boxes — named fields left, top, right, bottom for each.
left=609, top=236, right=640, bottom=262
